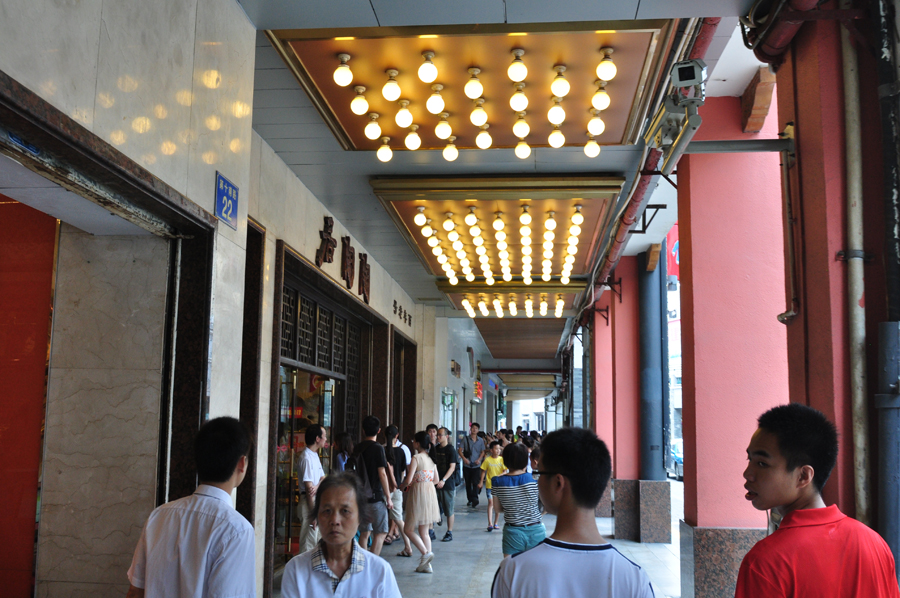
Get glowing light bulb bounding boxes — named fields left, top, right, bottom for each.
left=540, top=299, right=547, bottom=316
left=572, top=206, right=584, bottom=225
left=495, top=230, right=507, bottom=242
left=519, top=206, right=532, bottom=225
left=465, top=67, right=483, bottom=99
left=479, top=301, right=489, bottom=316
left=545, top=212, right=557, bottom=231
left=493, top=213, right=504, bottom=231
left=422, top=220, right=434, bottom=237
left=550, top=66, right=570, bottom=97
left=509, top=301, right=517, bottom=315
left=467, top=273, right=475, bottom=282
left=435, top=113, right=452, bottom=139
left=473, top=236, right=484, bottom=247
left=592, top=82, right=611, bottom=111
left=569, top=224, right=582, bottom=236
left=469, top=224, right=481, bottom=237
left=443, top=136, right=459, bottom=162
left=497, top=240, right=508, bottom=251
left=522, top=245, right=532, bottom=255
left=350, top=86, right=368, bottom=115
left=395, top=100, right=413, bottom=128
left=333, top=54, right=353, bottom=86
left=510, top=83, right=528, bottom=112
left=548, top=126, right=565, bottom=148
left=433, top=246, right=443, bottom=256
left=364, top=113, right=381, bottom=140
left=427, top=235, right=439, bottom=248
left=476, top=245, right=487, bottom=255
left=588, top=109, right=606, bottom=136
left=521, top=235, right=532, bottom=246
left=437, top=254, right=448, bottom=264
left=382, top=69, right=401, bottom=101
left=513, top=112, right=530, bottom=138
left=465, top=208, right=478, bottom=227
left=443, top=212, right=455, bottom=231
left=376, top=137, right=392, bottom=162
left=426, top=84, right=445, bottom=114
left=548, top=98, right=566, bottom=125
left=515, top=140, right=531, bottom=159
left=418, top=51, right=438, bottom=83
left=448, top=230, right=460, bottom=242
left=508, top=49, right=527, bottom=82
left=470, top=99, right=488, bottom=127
left=567, top=244, right=578, bottom=255
left=584, top=138, right=601, bottom=158
left=414, top=207, right=426, bottom=227
left=476, top=126, right=492, bottom=149
left=405, top=125, right=421, bottom=150
left=596, top=47, right=617, bottom=81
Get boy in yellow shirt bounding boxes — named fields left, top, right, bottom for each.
left=479, top=441, right=507, bottom=531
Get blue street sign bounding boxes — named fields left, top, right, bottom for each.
left=215, top=171, right=238, bottom=230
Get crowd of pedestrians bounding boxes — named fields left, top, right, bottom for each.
left=125, top=408, right=900, bottom=598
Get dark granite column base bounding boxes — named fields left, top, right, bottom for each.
left=594, top=484, right=612, bottom=517
left=680, top=521, right=765, bottom=598
left=612, top=479, right=671, bottom=542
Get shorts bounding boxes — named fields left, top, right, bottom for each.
left=502, top=522, right=546, bottom=556
left=436, top=483, right=457, bottom=516
left=389, top=489, right=404, bottom=521
left=359, top=500, right=389, bottom=534
left=485, top=488, right=493, bottom=501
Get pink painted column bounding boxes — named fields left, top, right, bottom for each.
left=592, top=293, right=615, bottom=516
left=679, top=96, right=788, bottom=597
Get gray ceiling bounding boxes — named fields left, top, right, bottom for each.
left=243, top=0, right=748, bottom=305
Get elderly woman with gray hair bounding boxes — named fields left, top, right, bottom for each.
left=281, top=472, right=401, bottom=597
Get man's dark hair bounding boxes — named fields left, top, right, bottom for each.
left=426, top=423, right=438, bottom=433
left=541, top=427, right=612, bottom=509
left=438, top=426, right=451, bottom=437
left=195, top=417, right=250, bottom=483
left=471, top=422, right=481, bottom=430
left=489, top=440, right=501, bottom=449
left=530, top=430, right=540, bottom=442
left=502, top=442, right=528, bottom=470
left=530, top=445, right=541, bottom=464
left=304, top=424, right=324, bottom=447
left=757, top=403, right=839, bottom=492
left=362, top=415, right=380, bottom=437
left=309, top=472, right=372, bottom=525
left=521, top=436, right=534, bottom=449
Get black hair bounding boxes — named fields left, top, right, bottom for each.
left=426, top=423, right=439, bottom=432
left=540, top=427, right=612, bottom=509
left=438, top=426, right=451, bottom=436
left=362, top=415, right=381, bottom=437
left=757, top=403, right=839, bottom=492
left=530, top=445, right=541, bottom=463
left=335, top=432, right=354, bottom=457
left=304, top=424, right=324, bottom=447
left=195, top=417, right=250, bottom=483
left=471, top=422, right=481, bottom=430
left=478, top=431, right=486, bottom=439
left=414, top=430, right=432, bottom=452
left=384, top=424, right=399, bottom=443
left=309, top=472, right=372, bottom=525
left=530, top=430, right=540, bottom=441
left=489, top=440, right=501, bottom=449
left=502, top=441, right=529, bottom=470
left=521, top=436, right=534, bottom=449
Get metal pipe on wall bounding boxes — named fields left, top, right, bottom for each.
left=840, top=0, right=870, bottom=526
left=638, top=249, right=667, bottom=481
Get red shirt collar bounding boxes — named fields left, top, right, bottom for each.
left=779, top=504, right=846, bottom=529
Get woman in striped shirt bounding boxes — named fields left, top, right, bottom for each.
left=491, top=442, right=546, bottom=557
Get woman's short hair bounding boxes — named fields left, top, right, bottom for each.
left=310, top=472, right=372, bottom=525
left=502, top=442, right=529, bottom=470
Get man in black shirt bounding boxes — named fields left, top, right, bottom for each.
left=430, top=426, right=459, bottom=541
left=354, top=415, right=393, bottom=556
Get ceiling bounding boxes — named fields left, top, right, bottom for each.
left=241, top=0, right=757, bottom=363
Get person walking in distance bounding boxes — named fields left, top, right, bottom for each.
left=432, top=426, right=459, bottom=541
left=126, top=417, right=255, bottom=597
left=459, top=422, right=486, bottom=508
left=297, top=423, right=328, bottom=554
left=479, top=441, right=507, bottom=531
left=353, top=415, right=394, bottom=556
left=401, top=431, right=441, bottom=574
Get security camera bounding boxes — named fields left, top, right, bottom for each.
left=671, top=59, right=707, bottom=88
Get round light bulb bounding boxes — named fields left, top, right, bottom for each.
left=443, top=142, right=458, bottom=162
left=435, top=119, right=452, bottom=140
left=508, top=50, right=527, bottom=82
left=569, top=224, right=581, bottom=236
left=596, top=49, right=617, bottom=81
left=465, top=68, right=483, bottom=99
left=565, top=254, right=575, bottom=264
left=365, top=118, right=382, bottom=140
left=466, top=273, right=475, bottom=282
left=551, top=71, right=570, bottom=97
left=465, top=210, right=478, bottom=227
left=456, top=250, right=466, bottom=260
left=453, top=240, right=463, bottom=251
left=519, top=208, right=532, bottom=225
left=476, top=128, right=492, bottom=149
left=512, top=116, right=530, bottom=139
left=572, top=209, right=584, bottom=225
left=350, top=87, right=368, bottom=115
left=510, top=88, right=528, bottom=112
left=474, top=239, right=485, bottom=250
left=437, top=254, right=448, bottom=264
left=495, top=231, right=507, bottom=242
left=486, top=278, right=495, bottom=286
left=592, top=88, right=611, bottom=111
left=522, top=245, right=532, bottom=255
left=449, top=276, right=459, bottom=285
left=521, top=236, right=532, bottom=246
left=413, top=209, right=426, bottom=227
left=443, top=215, right=455, bottom=231
left=376, top=140, right=392, bottom=162
left=498, top=241, right=508, bottom=251
left=334, top=64, right=353, bottom=87
left=433, top=246, right=443, bottom=256
left=418, top=52, right=438, bottom=83
left=493, top=215, right=504, bottom=231
left=499, top=250, right=509, bottom=260
left=382, top=69, right=401, bottom=101
left=460, top=257, right=470, bottom=267
left=422, top=223, right=434, bottom=237
left=567, top=244, right=578, bottom=255
left=503, top=272, right=512, bottom=282
left=448, top=230, right=460, bottom=242
left=395, top=101, right=413, bottom=128
left=471, top=103, right=488, bottom=127
left=588, top=112, right=606, bottom=136
left=542, top=240, right=553, bottom=251
left=515, top=140, right=531, bottom=159
left=548, top=127, right=565, bottom=148
left=405, top=127, right=421, bottom=150
left=542, top=259, right=552, bottom=268
left=469, top=225, right=481, bottom=237
left=584, top=139, right=601, bottom=158
left=568, top=236, right=579, bottom=246
left=545, top=215, right=557, bottom=231
left=520, top=226, right=531, bottom=237
left=548, top=103, right=566, bottom=125
left=544, top=231, right=555, bottom=241
left=426, top=84, right=444, bottom=115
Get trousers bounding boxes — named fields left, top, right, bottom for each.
left=463, top=466, right=482, bottom=505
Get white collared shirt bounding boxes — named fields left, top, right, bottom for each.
left=281, top=540, right=401, bottom=598
left=127, top=485, right=255, bottom=598
left=298, top=446, right=325, bottom=489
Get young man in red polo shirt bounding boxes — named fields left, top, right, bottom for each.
left=736, top=403, right=900, bottom=598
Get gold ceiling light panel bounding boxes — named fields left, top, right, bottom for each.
left=364, top=113, right=381, bottom=140
left=510, top=83, right=528, bottom=112
left=592, top=80, right=611, bottom=111
left=585, top=135, right=601, bottom=158
left=435, top=112, right=452, bottom=140
left=333, top=53, right=353, bottom=86
left=377, top=137, right=392, bottom=162
left=382, top=69, right=401, bottom=101
left=395, top=99, right=413, bottom=128
left=443, top=136, right=459, bottom=161
left=426, top=84, right=445, bottom=114
left=470, top=98, right=488, bottom=127
left=418, top=51, right=438, bottom=83
left=476, top=125, right=492, bottom=149
left=596, top=47, right=617, bottom=81
left=405, top=124, right=421, bottom=150
left=588, top=108, right=606, bottom=136
left=508, top=48, right=527, bottom=82
left=350, top=86, right=368, bottom=115
left=465, top=67, right=484, bottom=99
left=548, top=96, right=566, bottom=125
left=550, top=65, right=570, bottom=97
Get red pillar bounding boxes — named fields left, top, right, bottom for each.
left=592, top=293, right=615, bottom=515
left=612, top=257, right=641, bottom=482
left=679, top=96, right=788, bottom=597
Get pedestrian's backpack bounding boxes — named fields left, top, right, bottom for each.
left=452, top=449, right=463, bottom=487
left=347, top=442, right=375, bottom=501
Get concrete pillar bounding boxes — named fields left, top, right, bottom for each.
left=678, top=96, right=787, bottom=598
left=593, top=293, right=614, bottom=516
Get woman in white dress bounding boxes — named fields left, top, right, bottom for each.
left=400, top=430, right=440, bottom=573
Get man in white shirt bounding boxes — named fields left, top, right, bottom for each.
left=126, top=417, right=255, bottom=598
left=492, top=427, right=655, bottom=598
left=297, top=423, right=327, bottom=553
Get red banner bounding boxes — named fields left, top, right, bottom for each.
left=666, top=223, right=680, bottom=281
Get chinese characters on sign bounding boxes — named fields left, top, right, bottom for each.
left=215, top=172, right=238, bottom=230
left=316, top=216, right=337, bottom=267
left=358, top=254, right=370, bottom=305
left=393, top=300, right=412, bottom=327
left=341, top=236, right=355, bottom=290
left=315, top=219, right=370, bottom=304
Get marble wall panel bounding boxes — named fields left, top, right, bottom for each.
left=0, top=0, right=103, bottom=127
left=49, top=226, right=169, bottom=370
left=681, top=521, right=765, bottom=598
left=613, top=479, right=639, bottom=541
left=92, top=0, right=199, bottom=191
left=257, top=139, right=288, bottom=238
left=248, top=130, right=263, bottom=219
left=639, top=480, right=672, bottom=543
left=208, top=233, right=247, bottom=420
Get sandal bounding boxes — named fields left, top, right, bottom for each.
left=383, top=537, right=393, bottom=545
left=397, top=549, right=412, bottom=557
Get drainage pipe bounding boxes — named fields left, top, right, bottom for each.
left=749, top=0, right=821, bottom=65
left=638, top=248, right=667, bottom=481
left=840, top=0, right=870, bottom=527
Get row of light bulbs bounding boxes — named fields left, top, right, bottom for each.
left=334, top=47, right=617, bottom=161
left=413, top=205, right=585, bottom=286
left=461, top=293, right=566, bottom=318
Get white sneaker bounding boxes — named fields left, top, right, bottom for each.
left=416, top=562, right=434, bottom=574
left=415, top=551, right=434, bottom=572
